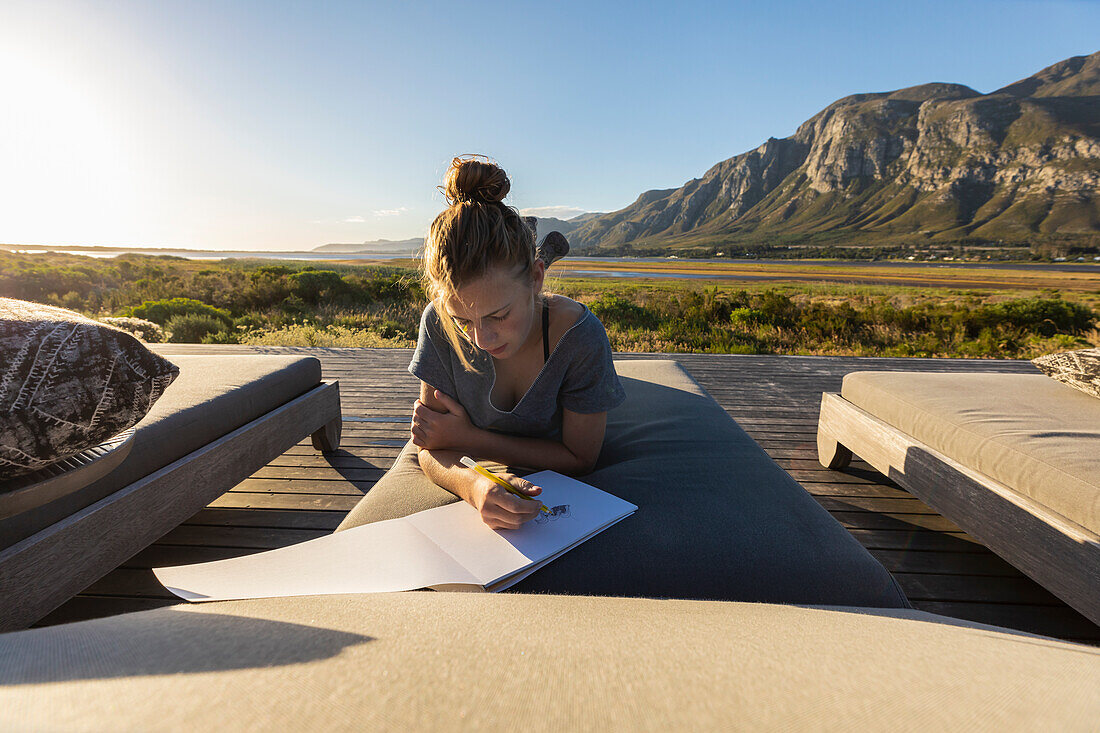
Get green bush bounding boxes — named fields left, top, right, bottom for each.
left=979, top=297, right=1095, bottom=336
left=166, top=313, right=229, bottom=343
left=200, top=329, right=242, bottom=344
left=129, top=297, right=232, bottom=327
left=99, top=316, right=166, bottom=343
left=588, top=293, right=661, bottom=330
left=288, top=270, right=346, bottom=304
left=238, top=324, right=414, bottom=348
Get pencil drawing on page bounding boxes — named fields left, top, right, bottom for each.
left=534, top=505, right=571, bottom=524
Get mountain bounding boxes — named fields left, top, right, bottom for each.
left=530, top=213, right=604, bottom=240
left=313, top=238, right=424, bottom=254
left=569, top=51, right=1100, bottom=252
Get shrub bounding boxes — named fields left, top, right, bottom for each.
left=980, top=297, right=1095, bottom=336
left=288, top=270, right=346, bottom=304
left=200, top=329, right=242, bottom=344
left=166, top=313, right=229, bottom=343
left=729, top=307, right=757, bottom=325
left=129, top=297, right=232, bottom=327
left=238, top=324, right=414, bottom=347
left=588, top=294, right=661, bottom=330
left=100, top=316, right=166, bottom=343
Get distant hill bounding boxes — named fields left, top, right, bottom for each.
left=313, top=238, right=423, bottom=254
left=529, top=213, right=604, bottom=240
left=568, top=51, right=1100, bottom=252
left=315, top=213, right=604, bottom=254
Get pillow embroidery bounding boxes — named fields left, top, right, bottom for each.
left=1032, top=347, right=1100, bottom=400
left=0, top=298, right=180, bottom=480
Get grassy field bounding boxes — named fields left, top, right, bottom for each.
left=2, top=250, right=1097, bottom=358
left=551, top=259, right=1100, bottom=293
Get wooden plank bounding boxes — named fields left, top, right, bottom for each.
left=185, top=508, right=344, bottom=530
left=895, top=572, right=1069, bottom=605
left=275, top=449, right=401, bottom=462
left=911, top=601, right=1100, bottom=643
left=231, top=478, right=373, bottom=495
left=845, top=528, right=985, bottom=552
left=868, top=549, right=1023, bottom=577
left=249, top=466, right=387, bottom=481
left=794, top=482, right=914, bottom=499
left=157, top=524, right=330, bottom=548
left=33, top=596, right=179, bottom=629
left=828, top=511, right=963, bottom=533
left=812, top=496, right=948, bottom=516
left=124, top=544, right=279, bottom=569
left=209, top=493, right=360, bottom=512
left=83, top=568, right=179, bottom=599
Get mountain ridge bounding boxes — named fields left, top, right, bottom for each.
left=569, top=51, right=1100, bottom=253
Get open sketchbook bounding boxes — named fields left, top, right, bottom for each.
left=153, top=471, right=636, bottom=602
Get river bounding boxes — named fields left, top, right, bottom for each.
left=6, top=247, right=1099, bottom=276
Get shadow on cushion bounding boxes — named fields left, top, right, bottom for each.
left=1, top=593, right=1095, bottom=730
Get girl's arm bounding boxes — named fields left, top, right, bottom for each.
left=411, top=382, right=607, bottom=476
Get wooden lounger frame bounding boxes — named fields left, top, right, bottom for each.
left=817, top=391, right=1100, bottom=628
left=0, top=380, right=342, bottom=633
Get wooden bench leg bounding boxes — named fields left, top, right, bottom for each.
left=311, top=417, right=342, bottom=453
left=817, top=432, right=853, bottom=469
left=817, top=393, right=852, bottom=469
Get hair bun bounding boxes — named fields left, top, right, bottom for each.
left=442, top=154, right=510, bottom=205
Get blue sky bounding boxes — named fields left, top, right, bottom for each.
left=1, top=0, right=1098, bottom=250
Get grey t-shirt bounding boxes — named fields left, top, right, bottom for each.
left=408, top=300, right=626, bottom=439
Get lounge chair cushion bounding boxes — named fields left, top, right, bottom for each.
left=0, top=298, right=179, bottom=480
left=349, top=359, right=909, bottom=608
left=0, top=355, right=322, bottom=549
left=1, top=593, right=1096, bottom=730
left=842, top=371, right=1100, bottom=533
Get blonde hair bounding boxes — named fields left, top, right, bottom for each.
left=422, top=155, right=537, bottom=369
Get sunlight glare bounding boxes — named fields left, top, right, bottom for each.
left=0, top=42, right=143, bottom=245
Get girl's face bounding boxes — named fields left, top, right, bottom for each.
left=443, top=262, right=546, bottom=360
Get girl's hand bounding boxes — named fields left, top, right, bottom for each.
left=469, top=472, right=543, bottom=530
left=411, top=389, right=475, bottom=451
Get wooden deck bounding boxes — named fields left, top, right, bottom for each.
left=38, top=346, right=1100, bottom=645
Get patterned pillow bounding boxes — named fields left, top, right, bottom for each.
left=1032, top=348, right=1100, bottom=400
left=0, top=298, right=180, bottom=480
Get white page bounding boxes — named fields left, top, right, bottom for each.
left=154, top=471, right=636, bottom=602
left=409, top=471, right=637, bottom=586
left=154, top=517, right=480, bottom=602
left=483, top=513, right=635, bottom=592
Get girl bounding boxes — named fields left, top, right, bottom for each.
left=336, top=155, right=624, bottom=532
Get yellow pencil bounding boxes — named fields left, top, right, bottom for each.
left=459, top=456, right=550, bottom=514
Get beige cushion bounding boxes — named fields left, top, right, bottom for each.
left=842, top=371, right=1100, bottom=532
left=1, top=592, right=1097, bottom=730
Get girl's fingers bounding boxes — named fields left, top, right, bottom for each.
left=490, top=495, right=541, bottom=522
left=433, top=389, right=465, bottom=416
left=506, top=476, right=542, bottom=496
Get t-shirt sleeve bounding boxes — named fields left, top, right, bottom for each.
left=408, top=302, right=458, bottom=399
left=559, top=314, right=627, bottom=414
